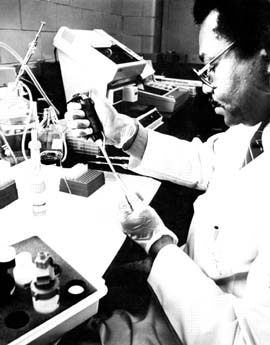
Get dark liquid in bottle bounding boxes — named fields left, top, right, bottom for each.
left=40, top=151, right=62, bottom=166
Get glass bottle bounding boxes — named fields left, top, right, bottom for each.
left=28, top=129, right=46, bottom=216
left=38, top=107, right=63, bottom=166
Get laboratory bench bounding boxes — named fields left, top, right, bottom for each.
left=0, top=162, right=161, bottom=344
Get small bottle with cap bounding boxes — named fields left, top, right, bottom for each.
left=13, top=252, right=35, bottom=288
left=30, top=251, right=60, bottom=314
left=28, top=128, right=47, bottom=216
left=0, top=246, right=16, bottom=305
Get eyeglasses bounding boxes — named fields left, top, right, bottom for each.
left=193, top=41, right=236, bottom=88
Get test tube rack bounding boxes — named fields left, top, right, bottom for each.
left=59, top=169, right=105, bottom=197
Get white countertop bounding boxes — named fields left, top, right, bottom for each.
left=1, top=162, right=160, bottom=283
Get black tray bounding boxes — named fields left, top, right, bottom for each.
left=0, top=236, right=97, bottom=345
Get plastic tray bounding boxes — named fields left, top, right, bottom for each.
left=0, top=236, right=107, bottom=345
left=0, top=181, right=18, bottom=209
left=60, top=170, right=105, bottom=197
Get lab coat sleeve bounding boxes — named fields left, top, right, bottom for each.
left=129, top=130, right=217, bottom=190
left=147, top=245, right=239, bottom=345
left=236, top=238, right=270, bottom=345
left=148, top=244, right=270, bottom=345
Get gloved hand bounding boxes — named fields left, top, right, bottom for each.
left=65, top=88, right=139, bottom=148
left=119, top=195, right=178, bottom=254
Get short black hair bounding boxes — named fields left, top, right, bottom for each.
left=193, top=0, right=270, bottom=58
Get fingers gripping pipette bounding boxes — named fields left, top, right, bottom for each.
left=68, top=93, right=135, bottom=211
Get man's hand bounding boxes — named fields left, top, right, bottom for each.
left=65, top=89, right=138, bottom=148
left=119, top=196, right=178, bottom=254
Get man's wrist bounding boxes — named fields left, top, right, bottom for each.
left=122, top=122, right=140, bottom=151
left=149, top=235, right=176, bottom=261
left=124, top=124, right=148, bottom=160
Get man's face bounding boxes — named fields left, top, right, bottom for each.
left=198, top=10, right=269, bottom=126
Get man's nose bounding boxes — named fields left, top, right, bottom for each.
left=202, top=83, right=213, bottom=94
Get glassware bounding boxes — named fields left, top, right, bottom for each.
left=38, top=107, right=63, bottom=166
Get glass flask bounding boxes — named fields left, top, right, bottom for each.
left=38, top=107, right=63, bottom=165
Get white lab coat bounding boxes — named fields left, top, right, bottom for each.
left=129, top=123, right=270, bottom=345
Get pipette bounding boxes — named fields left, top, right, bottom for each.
left=15, top=21, right=46, bottom=88
left=68, top=93, right=135, bottom=211
left=97, top=139, right=134, bottom=211
left=13, top=21, right=59, bottom=116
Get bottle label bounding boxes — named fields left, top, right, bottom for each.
left=52, top=138, right=62, bottom=150
left=32, top=204, right=46, bottom=216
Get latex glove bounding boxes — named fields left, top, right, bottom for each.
left=65, top=89, right=138, bottom=148
left=119, top=195, right=178, bottom=254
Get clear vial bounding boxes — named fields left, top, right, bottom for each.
left=28, top=129, right=47, bottom=216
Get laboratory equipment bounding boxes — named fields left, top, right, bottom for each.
left=0, top=246, right=16, bottom=305
left=60, top=167, right=105, bottom=197
left=150, top=75, right=202, bottom=94
left=0, top=159, right=18, bottom=208
left=67, top=93, right=135, bottom=210
left=30, top=251, right=60, bottom=314
left=138, top=76, right=194, bottom=112
left=68, top=93, right=104, bottom=143
left=54, top=27, right=146, bottom=99
left=0, top=22, right=60, bottom=164
left=38, top=107, right=65, bottom=165
left=53, top=27, right=163, bottom=130
left=54, top=27, right=165, bottom=165
left=12, top=21, right=59, bottom=115
left=0, top=178, right=18, bottom=209
left=0, top=83, right=36, bottom=163
left=13, top=252, right=35, bottom=288
left=1, top=236, right=107, bottom=345
left=28, top=129, right=47, bottom=216
left=14, top=22, right=46, bottom=90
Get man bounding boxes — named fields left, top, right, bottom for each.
left=65, top=0, right=270, bottom=343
